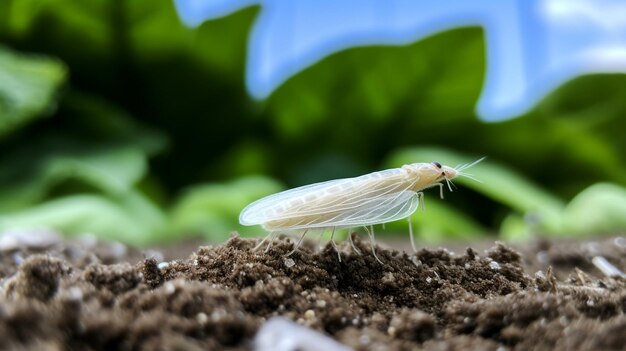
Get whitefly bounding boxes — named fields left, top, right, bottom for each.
left=240, top=159, right=483, bottom=263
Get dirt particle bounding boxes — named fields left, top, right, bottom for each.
left=196, top=312, right=208, bottom=324
left=163, top=281, right=176, bottom=295
left=82, top=262, right=140, bottom=294
left=284, top=258, right=296, bottom=268
left=304, top=309, right=316, bottom=320
left=3, top=255, right=70, bottom=301
left=0, top=235, right=622, bottom=350
left=388, top=308, right=436, bottom=342
left=140, top=258, right=163, bottom=288
left=381, top=272, right=396, bottom=284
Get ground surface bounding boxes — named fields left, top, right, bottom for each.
left=0, top=231, right=624, bottom=350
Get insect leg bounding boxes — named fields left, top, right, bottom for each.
left=408, top=214, right=418, bottom=252
left=363, top=225, right=383, bottom=264
left=285, top=229, right=309, bottom=257
left=253, top=231, right=275, bottom=251
left=264, top=233, right=277, bottom=253
left=316, top=228, right=325, bottom=249
left=347, top=229, right=362, bottom=255
left=329, top=227, right=342, bottom=262
left=437, top=183, right=444, bottom=199
left=416, top=192, right=425, bottom=211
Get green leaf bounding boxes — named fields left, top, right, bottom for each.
left=59, top=91, right=168, bottom=157
left=0, top=0, right=42, bottom=36
left=499, top=213, right=536, bottom=242
left=382, top=200, right=485, bottom=243
left=0, top=46, right=66, bottom=138
left=562, top=183, right=626, bottom=235
left=386, top=146, right=565, bottom=232
left=0, top=138, right=148, bottom=211
left=266, top=28, right=484, bottom=141
left=0, top=191, right=166, bottom=246
left=169, top=176, right=284, bottom=241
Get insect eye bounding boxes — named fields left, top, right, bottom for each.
left=432, top=161, right=442, bottom=169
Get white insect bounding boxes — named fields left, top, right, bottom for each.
left=239, top=159, right=482, bottom=262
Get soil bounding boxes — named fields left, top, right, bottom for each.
left=0, top=231, right=624, bottom=351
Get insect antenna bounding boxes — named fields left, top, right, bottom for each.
left=458, top=171, right=482, bottom=183
left=456, top=156, right=486, bottom=173
left=453, top=157, right=485, bottom=184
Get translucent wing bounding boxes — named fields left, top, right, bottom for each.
left=239, top=177, right=359, bottom=225
left=268, top=191, right=419, bottom=230
left=239, top=168, right=414, bottom=225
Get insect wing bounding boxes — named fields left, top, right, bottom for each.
left=333, top=191, right=419, bottom=226
left=276, top=190, right=419, bottom=230
left=240, top=168, right=415, bottom=226
left=239, top=177, right=361, bottom=225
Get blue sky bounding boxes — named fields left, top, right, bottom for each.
left=175, top=0, right=626, bottom=121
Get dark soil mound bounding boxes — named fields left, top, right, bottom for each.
left=0, top=232, right=624, bottom=350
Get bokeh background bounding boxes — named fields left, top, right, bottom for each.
left=1, top=0, right=626, bottom=246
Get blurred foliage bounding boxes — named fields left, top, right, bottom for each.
left=1, top=0, right=626, bottom=245
left=169, top=176, right=283, bottom=241
left=0, top=46, right=66, bottom=137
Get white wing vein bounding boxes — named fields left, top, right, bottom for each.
left=272, top=191, right=419, bottom=230
left=240, top=168, right=417, bottom=224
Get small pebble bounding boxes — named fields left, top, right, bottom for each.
left=0, top=229, right=61, bottom=251
left=592, top=256, right=626, bottom=278
left=613, top=237, right=626, bottom=248
left=164, top=281, right=176, bottom=295
left=255, top=317, right=352, bottom=351
left=108, top=242, right=127, bottom=258
left=536, top=251, right=549, bottom=265
left=196, top=312, right=208, bottom=324
left=68, top=286, right=83, bottom=301
left=535, top=270, right=545, bottom=278
left=304, top=310, right=315, bottom=320
left=284, top=258, right=296, bottom=268
left=12, top=253, right=24, bottom=265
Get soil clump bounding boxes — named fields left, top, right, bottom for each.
left=0, top=232, right=624, bottom=350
